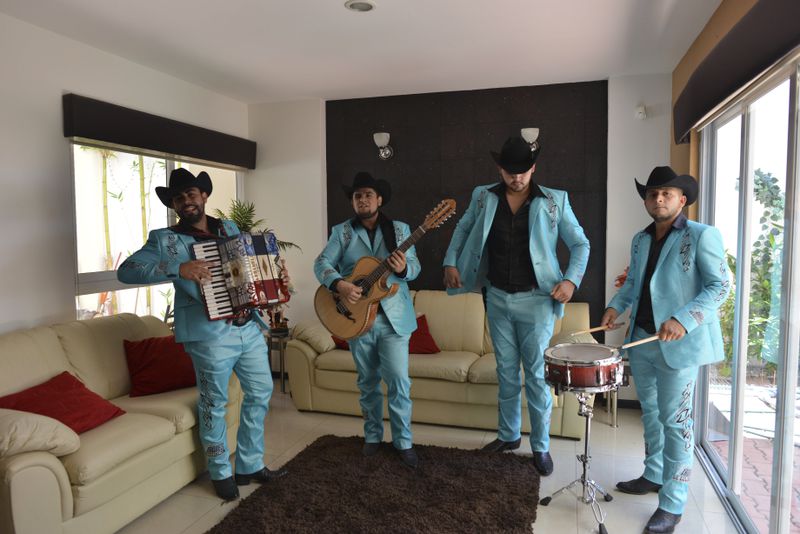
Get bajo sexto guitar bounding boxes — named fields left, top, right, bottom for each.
left=314, top=199, right=456, bottom=339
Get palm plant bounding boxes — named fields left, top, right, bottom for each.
left=213, top=200, right=301, bottom=252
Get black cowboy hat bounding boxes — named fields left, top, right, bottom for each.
left=342, top=171, right=392, bottom=206
left=155, top=168, right=213, bottom=208
left=635, top=166, right=698, bottom=205
left=490, top=136, right=541, bottom=174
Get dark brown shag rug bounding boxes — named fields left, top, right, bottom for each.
left=207, top=435, right=539, bottom=534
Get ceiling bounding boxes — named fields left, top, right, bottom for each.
left=0, top=0, right=721, bottom=103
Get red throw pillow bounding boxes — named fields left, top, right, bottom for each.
left=331, top=335, right=350, bottom=350
left=0, top=371, right=125, bottom=434
left=124, top=336, right=196, bottom=397
left=409, top=315, right=441, bottom=354
left=331, top=315, right=440, bottom=354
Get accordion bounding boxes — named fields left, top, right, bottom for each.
left=191, top=231, right=290, bottom=321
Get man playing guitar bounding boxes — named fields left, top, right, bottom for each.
left=314, top=172, right=421, bottom=468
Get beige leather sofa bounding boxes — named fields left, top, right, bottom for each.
left=0, top=313, right=243, bottom=534
left=286, top=290, right=592, bottom=439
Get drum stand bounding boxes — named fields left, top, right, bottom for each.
left=539, top=390, right=614, bottom=534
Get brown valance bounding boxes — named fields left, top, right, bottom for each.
left=673, top=0, right=800, bottom=144
left=63, top=94, right=256, bottom=169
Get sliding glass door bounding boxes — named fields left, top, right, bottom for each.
left=697, top=61, right=799, bottom=534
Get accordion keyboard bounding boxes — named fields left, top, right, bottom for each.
left=191, top=241, right=234, bottom=320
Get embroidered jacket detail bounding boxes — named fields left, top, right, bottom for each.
left=689, top=310, right=705, bottom=325
left=393, top=222, right=406, bottom=245
left=166, top=233, right=179, bottom=259
left=679, top=230, right=692, bottom=272
left=545, top=193, right=558, bottom=229
left=342, top=222, right=353, bottom=249
left=477, top=190, right=486, bottom=211
left=716, top=261, right=731, bottom=302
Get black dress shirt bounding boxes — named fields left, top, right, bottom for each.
left=486, top=182, right=545, bottom=292
left=634, top=213, right=688, bottom=334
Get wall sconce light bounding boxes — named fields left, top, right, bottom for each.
left=634, top=105, right=647, bottom=120
left=520, top=127, right=540, bottom=151
left=373, top=132, right=393, bottom=160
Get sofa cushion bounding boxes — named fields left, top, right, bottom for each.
left=316, top=350, right=478, bottom=383
left=0, top=408, right=80, bottom=458
left=315, top=350, right=357, bottom=372
left=124, top=335, right=196, bottom=397
left=0, top=371, right=125, bottom=434
left=111, top=387, right=198, bottom=433
left=409, top=315, right=440, bottom=354
left=71, top=428, right=196, bottom=516
left=53, top=313, right=171, bottom=400
left=409, top=351, right=478, bottom=382
left=328, top=315, right=440, bottom=354
left=331, top=336, right=350, bottom=350
left=468, top=353, right=500, bottom=384
left=293, top=322, right=336, bottom=354
left=61, top=412, right=175, bottom=485
left=413, top=290, right=485, bottom=354
left=0, top=326, right=75, bottom=397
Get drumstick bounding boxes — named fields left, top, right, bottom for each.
left=619, top=335, right=660, bottom=350
left=570, top=323, right=626, bottom=337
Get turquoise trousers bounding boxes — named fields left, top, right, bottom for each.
left=183, top=322, right=273, bottom=480
left=485, top=286, right=556, bottom=452
left=628, top=327, right=699, bottom=515
left=348, top=313, right=413, bottom=450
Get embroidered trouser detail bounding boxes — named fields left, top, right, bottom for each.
left=348, top=313, right=413, bottom=450
left=485, top=286, right=556, bottom=452
left=197, top=372, right=214, bottom=430
left=206, top=443, right=226, bottom=457
left=628, top=327, right=699, bottom=515
left=184, top=323, right=273, bottom=480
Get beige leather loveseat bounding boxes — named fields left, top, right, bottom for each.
left=286, top=290, right=591, bottom=439
left=0, top=313, right=243, bottom=534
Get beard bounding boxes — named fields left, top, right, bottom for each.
left=357, top=207, right=378, bottom=220
left=178, top=205, right=204, bottom=225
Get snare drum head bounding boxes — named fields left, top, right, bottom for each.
left=544, top=343, right=620, bottom=366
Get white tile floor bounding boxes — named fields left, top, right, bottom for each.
left=117, top=393, right=740, bottom=534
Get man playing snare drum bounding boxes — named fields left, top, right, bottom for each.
left=601, top=166, right=730, bottom=533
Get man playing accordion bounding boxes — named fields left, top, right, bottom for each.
left=118, top=168, right=288, bottom=501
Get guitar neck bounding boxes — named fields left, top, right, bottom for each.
left=362, top=226, right=426, bottom=285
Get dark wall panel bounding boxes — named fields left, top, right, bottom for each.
left=326, top=81, right=607, bottom=324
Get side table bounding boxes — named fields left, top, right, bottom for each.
left=267, top=332, right=292, bottom=393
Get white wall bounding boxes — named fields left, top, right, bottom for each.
left=0, top=13, right=248, bottom=334
left=607, top=73, right=672, bottom=396
left=246, top=100, right=326, bottom=326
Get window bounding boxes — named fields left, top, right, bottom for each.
left=697, top=55, right=800, bottom=533
left=72, top=144, right=239, bottom=320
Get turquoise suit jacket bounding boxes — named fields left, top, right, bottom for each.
left=117, top=219, right=268, bottom=343
left=314, top=218, right=420, bottom=337
left=608, top=220, right=731, bottom=369
left=442, top=183, right=590, bottom=318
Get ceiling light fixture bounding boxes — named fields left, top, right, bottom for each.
left=344, top=0, right=376, bottom=12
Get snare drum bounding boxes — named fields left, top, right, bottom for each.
left=543, top=343, right=624, bottom=393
